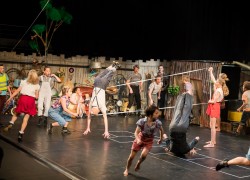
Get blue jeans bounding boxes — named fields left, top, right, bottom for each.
left=48, top=107, right=71, bottom=127
left=246, top=146, right=250, bottom=160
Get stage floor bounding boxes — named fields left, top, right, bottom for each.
left=0, top=114, right=250, bottom=180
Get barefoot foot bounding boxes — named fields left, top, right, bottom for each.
left=123, top=169, right=128, bottom=176
left=134, top=164, right=140, bottom=172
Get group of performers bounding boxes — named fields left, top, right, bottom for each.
left=1, top=62, right=250, bottom=175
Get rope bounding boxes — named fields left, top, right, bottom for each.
left=12, top=0, right=51, bottom=51
left=110, top=68, right=208, bottom=88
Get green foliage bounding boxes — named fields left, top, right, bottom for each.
left=29, top=0, right=73, bottom=59
left=40, top=0, right=52, bottom=10
left=59, top=8, right=73, bottom=24
left=168, top=85, right=180, bottom=96
left=28, top=41, right=39, bottom=50
left=32, top=24, right=46, bottom=34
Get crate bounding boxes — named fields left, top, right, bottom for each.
left=221, top=122, right=232, bottom=133
left=227, top=111, right=242, bottom=122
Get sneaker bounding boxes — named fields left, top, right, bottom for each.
left=112, top=61, right=121, bottom=69
left=37, top=116, right=43, bottom=126
left=216, top=159, right=229, bottom=171
left=3, top=123, right=13, bottom=132
left=43, top=117, right=48, bottom=127
left=48, top=123, right=53, bottom=134
left=18, top=132, right=23, bottom=143
left=62, top=127, right=71, bottom=134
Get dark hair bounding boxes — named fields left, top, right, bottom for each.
left=243, top=81, right=250, bottom=91
left=145, top=105, right=158, bottom=117
left=0, top=64, right=3, bottom=66
left=155, top=75, right=162, bottom=79
left=158, top=65, right=163, bottom=69
left=72, top=86, right=80, bottom=93
left=44, top=66, right=50, bottom=71
left=133, top=65, right=139, bottom=69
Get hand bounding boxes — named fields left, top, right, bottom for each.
left=237, top=108, right=241, bottom=112
left=136, top=139, right=142, bottom=145
left=83, top=128, right=91, bottom=135
left=129, top=89, right=133, bottom=94
left=103, top=131, right=110, bottom=139
left=208, top=67, right=213, bottom=72
left=157, top=139, right=162, bottom=144
left=208, top=100, right=214, bottom=103
left=5, top=99, right=11, bottom=106
left=189, top=148, right=197, bottom=156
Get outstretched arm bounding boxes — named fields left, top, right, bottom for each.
left=208, top=67, right=216, bottom=83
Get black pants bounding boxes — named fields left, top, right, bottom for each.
left=167, top=93, right=197, bottom=155
left=127, top=86, right=141, bottom=110
left=158, top=90, right=167, bottom=108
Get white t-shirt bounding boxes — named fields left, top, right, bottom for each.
left=20, top=80, right=40, bottom=98
left=148, top=82, right=162, bottom=94
left=214, top=88, right=224, bottom=102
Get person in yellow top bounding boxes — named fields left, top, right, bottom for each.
left=0, top=64, right=11, bottom=126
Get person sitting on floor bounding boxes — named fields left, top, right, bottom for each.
left=48, top=86, right=78, bottom=134
left=216, top=146, right=250, bottom=171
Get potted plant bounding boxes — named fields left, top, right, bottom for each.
left=167, top=85, right=180, bottom=96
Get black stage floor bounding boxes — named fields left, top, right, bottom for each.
left=0, top=114, right=250, bottom=180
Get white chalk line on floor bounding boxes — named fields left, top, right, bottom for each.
left=109, top=130, right=250, bottom=179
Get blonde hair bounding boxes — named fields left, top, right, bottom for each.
left=61, top=86, right=71, bottom=96
left=219, top=73, right=229, bottom=82
left=217, top=78, right=229, bottom=96
left=182, top=75, right=190, bottom=82
left=27, top=69, right=39, bottom=84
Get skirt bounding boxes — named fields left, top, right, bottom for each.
left=15, top=95, right=37, bottom=116
left=206, top=103, right=220, bottom=119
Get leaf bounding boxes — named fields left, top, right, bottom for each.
left=40, top=0, right=53, bottom=10
left=29, top=40, right=39, bottom=50
left=47, top=7, right=61, bottom=22
left=32, top=24, right=46, bottom=34
left=58, top=7, right=73, bottom=24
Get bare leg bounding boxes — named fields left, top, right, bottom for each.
left=83, top=114, right=91, bottom=135
left=20, top=114, right=30, bottom=132
left=124, top=150, right=137, bottom=176
left=10, top=113, right=18, bottom=124
left=228, top=157, right=250, bottom=166
left=236, top=124, right=244, bottom=134
left=216, top=118, right=221, bottom=131
left=134, top=147, right=149, bottom=171
left=204, top=117, right=216, bottom=147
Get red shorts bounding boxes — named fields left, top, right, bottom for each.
left=15, top=95, right=37, bottom=116
left=131, top=133, right=154, bottom=151
left=206, top=103, right=220, bottom=118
